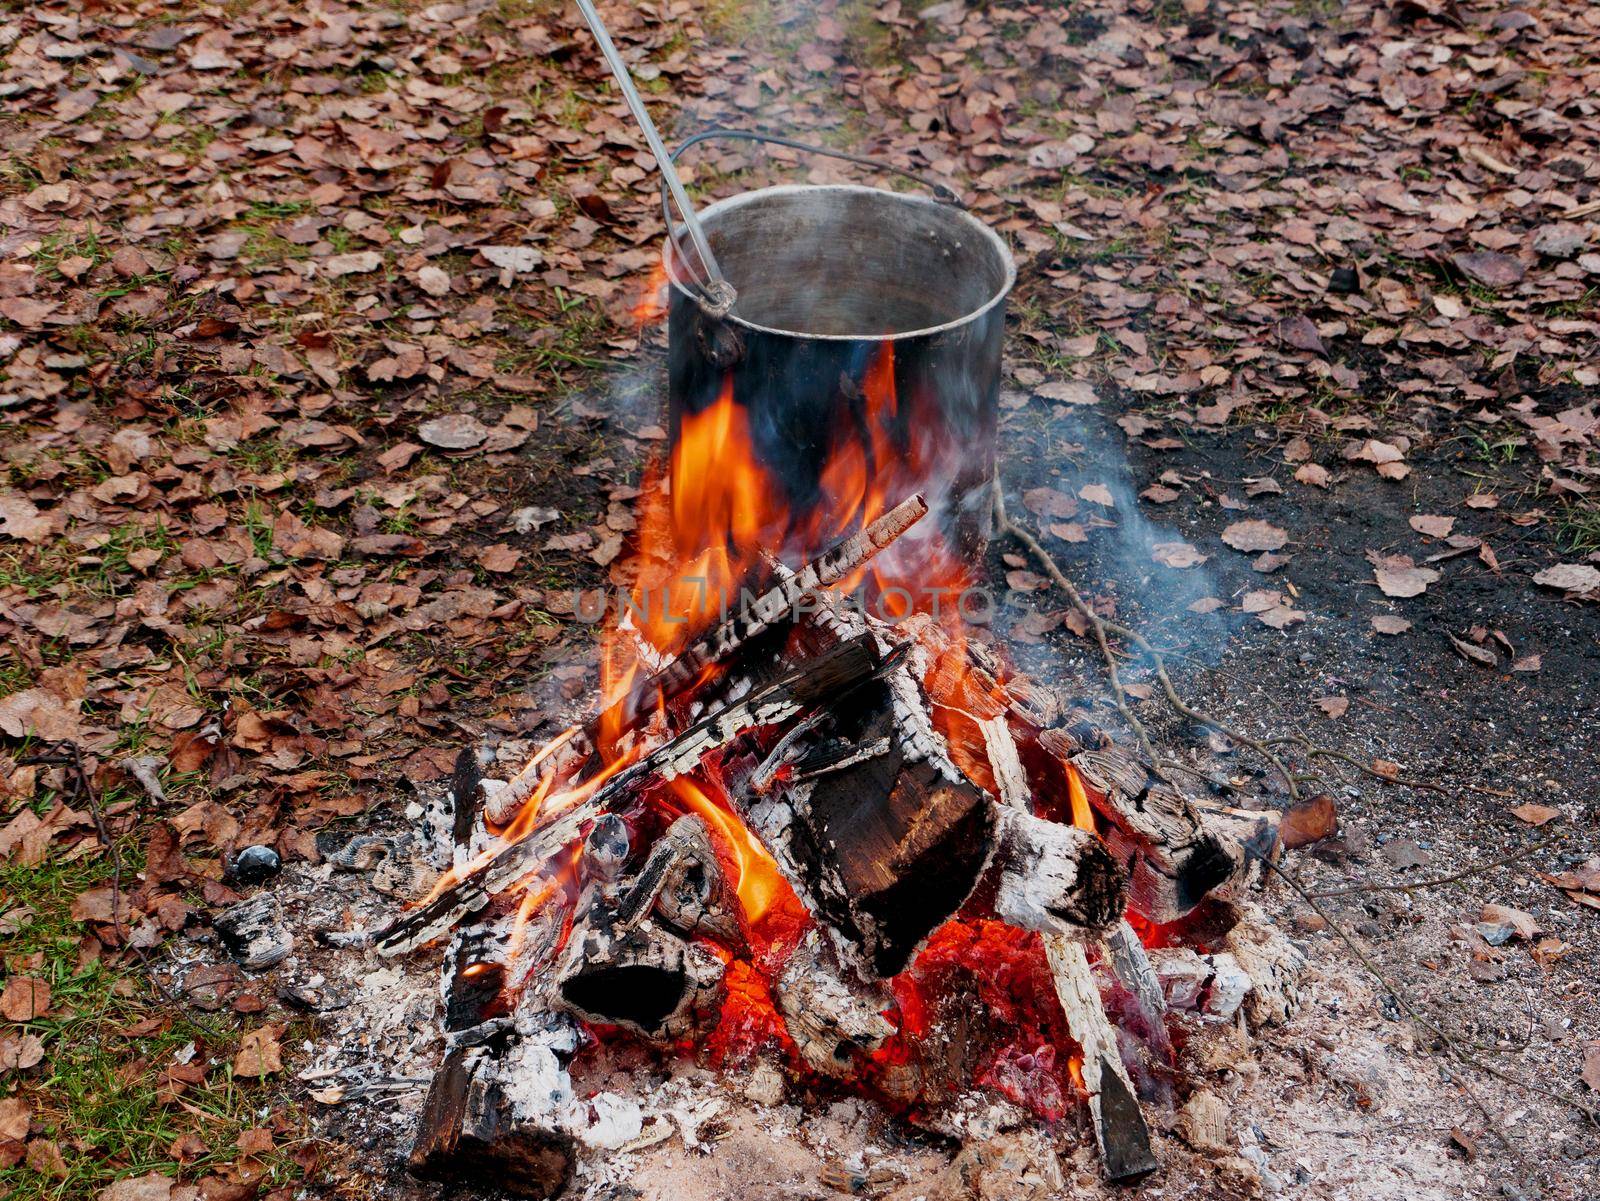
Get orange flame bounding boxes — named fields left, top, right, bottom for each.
left=667, top=777, right=788, bottom=926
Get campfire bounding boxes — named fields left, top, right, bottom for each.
left=310, top=325, right=1301, bottom=1197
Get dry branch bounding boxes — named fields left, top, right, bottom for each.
left=587, top=492, right=928, bottom=745
left=370, top=636, right=886, bottom=956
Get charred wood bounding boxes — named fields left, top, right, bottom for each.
left=587, top=492, right=928, bottom=748
left=772, top=929, right=895, bottom=1076
left=370, top=636, right=887, bottom=956
left=555, top=915, right=725, bottom=1041
left=407, top=1045, right=574, bottom=1199
left=1065, top=743, right=1278, bottom=923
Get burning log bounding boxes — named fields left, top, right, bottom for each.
left=409, top=1044, right=576, bottom=1200
left=1042, top=935, right=1158, bottom=1182
left=617, top=813, right=743, bottom=946
left=1052, top=738, right=1279, bottom=924
left=981, top=714, right=1157, bottom=1182
left=409, top=747, right=576, bottom=1199
left=771, top=929, right=895, bottom=1076
left=369, top=636, right=888, bottom=956
left=554, top=917, right=725, bottom=1041
left=989, top=806, right=1124, bottom=935
left=583, top=492, right=929, bottom=753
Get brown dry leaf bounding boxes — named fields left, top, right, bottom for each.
left=1022, top=487, right=1077, bottom=519
left=0, top=976, right=49, bottom=1022
left=1582, top=1044, right=1600, bottom=1094
left=1293, top=463, right=1330, bottom=489
left=1371, top=614, right=1412, bottom=635
left=1452, top=251, right=1525, bottom=290
left=1140, top=484, right=1180, bottom=504
left=98, top=1172, right=175, bottom=1201
left=1449, top=633, right=1498, bottom=668
left=1078, top=483, right=1114, bottom=507
left=418, top=414, right=489, bottom=451
left=1409, top=514, right=1455, bottom=538
left=1315, top=696, right=1349, bottom=718
left=26, top=1138, right=67, bottom=1178
left=0, top=494, right=54, bottom=543
left=233, top=1026, right=283, bottom=1077
left=1048, top=522, right=1087, bottom=543
left=1276, top=314, right=1326, bottom=355
left=1280, top=794, right=1338, bottom=849
left=477, top=544, right=521, bottom=573
left=1509, top=803, right=1560, bottom=827
left=1151, top=541, right=1207, bottom=569
left=1221, top=520, right=1288, bottom=553
left=1373, top=556, right=1441, bottom=598
left=0, top=1096, right=29, bottom=1141
left=0, top=1033, right=45, bottom=1071
left=323, top=251, right=382, bottom=277
left=1188, top=597, right=1226, bottom=614
left=1464, top=493, right=1500, bottom=510
left=1510, top=653, right=1541, bottom=673
left=1532, top=564, right=1600, bottom=595
left=1036, top=380, right=1098, bottom=406
left=415, top=266, right=451, bottom=297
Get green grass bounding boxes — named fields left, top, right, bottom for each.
left=0, top=818, right=302, bottom=1200
left=1554, top=500, right=1600, bottom=557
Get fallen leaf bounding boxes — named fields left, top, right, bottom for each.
left=1022, top=487, right=1077, bottom=519
left=1509, top=803, right=1559, bottom=827
left=1152, top=541, right=1207, bottom=569
left=1532, top=564, right=1600, bottom=594
left=1464, top=492, right=1499, bottom=510
left=322, top=251, right=382, bottom=277
left=1480, top=903, right=1541, bottom=941
left=1188, top=597, right=1226, bottom=614
left=233, top=1026, right=282, bottom=1077
left=0, top=1097, right=28, bottom=1141
left=1381, top=839, right=1433, bottom=870
left=1221, top=520, right=1288, bottom=553
left=1078, top=483, right=1114, bottom=507
left=416, top=265, right=451, bottom=297
left=1409, top=514, right=1455, bottom=538
left=1275, top=314, right=1326, bottom=355
left=0, top=977, right=49, bottom=1022
left=1293, top=463, right=1330, bottom=488
left=418, top=414, right=489, bottom=450
left=1371, top=614, right=1412, bottom=635
left=1373, top=558, right=1441, bottom=598
left=1449, top=633, right=1498, bottom=668
left=1315, top=696, right=1349, bottom=718
left=1280, top=794, right=1338, bottom=849
left=1583, top=1044, right=1600, bottom=1093
left=1036, top=380, right=1099, bottom=406
left=0, top=1033, right=45, bottom=1071
left=98, top=1171, right=175, bottom=1201
left=1140, top=484, right=1180, bottom=504
left=477, top=544, right=521, bottom=573
left=1452, top=251, right=1525, bottom=290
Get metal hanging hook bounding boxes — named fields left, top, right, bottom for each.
left=572, top=0, right=736, bottom=315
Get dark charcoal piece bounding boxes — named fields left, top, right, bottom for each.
left=1328, top=265, right=1360, bottom=294
left=231, top=845, right=281, bottom=885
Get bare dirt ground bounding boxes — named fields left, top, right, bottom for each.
left=2, top=0, right=1597, bottom=1198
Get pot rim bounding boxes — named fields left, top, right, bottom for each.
left=662, top=183, right=1016, bottom=342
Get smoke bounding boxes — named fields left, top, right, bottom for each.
left=997, top=402, right=1230, bottom=668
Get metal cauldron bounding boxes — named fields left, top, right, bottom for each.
left=663, top=132, right=1015, bottom=558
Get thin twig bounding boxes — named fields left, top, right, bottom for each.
left=993, top=478, right=1301, bottom=799
left=1265, top=856, right=1598, bottom=1132
left=1308, top=836, right=1558, bottom=899
left=20, top=740, right=178, bottom=1003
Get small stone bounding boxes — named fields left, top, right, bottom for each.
left=231, top=845, right=281, bottom=885
left=1328, top=265, right=1359, bottom=293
